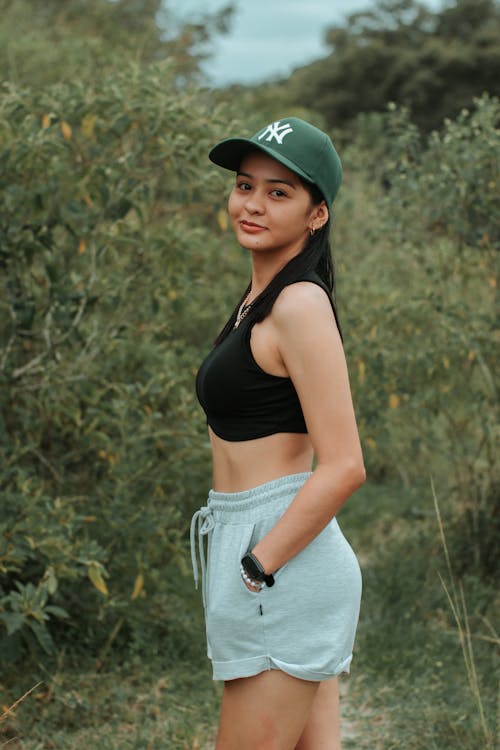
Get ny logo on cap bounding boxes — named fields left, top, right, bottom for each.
left=258, top=121, right=293, bottom=145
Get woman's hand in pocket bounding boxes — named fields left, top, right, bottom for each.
left=240, top=566, right=263, bottom=593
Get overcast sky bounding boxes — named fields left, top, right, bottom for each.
left=175, top=0, right=445, bottom=86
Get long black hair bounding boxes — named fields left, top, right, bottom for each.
left=214, top=180, right=342, bottom=345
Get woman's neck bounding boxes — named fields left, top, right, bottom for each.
left=249, top=247, right=302, bottom=300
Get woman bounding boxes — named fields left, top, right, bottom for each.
left=191, top=117, right=366, bottom=750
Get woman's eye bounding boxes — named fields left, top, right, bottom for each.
left=236, top=182, right=251, bottom=191
left=271, top=189, right=287, bottom=198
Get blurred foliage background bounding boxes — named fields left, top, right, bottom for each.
left=0, top=0, right=498, bottom=748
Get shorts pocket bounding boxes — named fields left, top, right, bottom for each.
left=207, top=521, right=261, bottom=602
left=238, top=523, right=264, bottom=596
left=206, top=521, right=265, bottom=662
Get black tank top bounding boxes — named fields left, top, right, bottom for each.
left=195, top=272, right=341, bottom=442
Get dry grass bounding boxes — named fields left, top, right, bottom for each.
left=433, top=478, right=497, bottom=750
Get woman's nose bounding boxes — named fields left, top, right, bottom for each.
left=244, top=191, right=265, bottom=214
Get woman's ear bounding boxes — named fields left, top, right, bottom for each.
left=309, top=201, right=329, bottom=233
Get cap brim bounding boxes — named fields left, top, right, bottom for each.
left=209, top=137, right=316, bottom=188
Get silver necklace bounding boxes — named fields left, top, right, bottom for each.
left=234, top=291, right=253, bottom=328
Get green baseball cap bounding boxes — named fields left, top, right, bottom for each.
left=209, top=117, right=342, bottom=206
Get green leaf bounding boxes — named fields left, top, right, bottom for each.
left=27, top=620, right=55, bottom=655
left=88, top=562, right=109, bottom=596
left=0, top=611, right=25, bottom=636
left=44, top=605, right=69, bottom=619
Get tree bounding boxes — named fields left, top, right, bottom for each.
left=0, top=0, right=234, bottom=88
left=284, top=0, right=500, bottom=131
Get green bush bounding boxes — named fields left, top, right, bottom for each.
left=0, top=63, right=246, bottom=660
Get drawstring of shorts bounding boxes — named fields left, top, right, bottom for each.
left=190, top=506, right=215, bottom=608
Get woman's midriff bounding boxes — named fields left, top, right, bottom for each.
left=209, top=427, right=314, bottom=493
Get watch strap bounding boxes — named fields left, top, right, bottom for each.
left=241, top=552, right=275, bottom=587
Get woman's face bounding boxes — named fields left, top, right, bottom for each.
left=227, top=151, right=327, bottom=257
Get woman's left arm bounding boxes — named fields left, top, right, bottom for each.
left=251, top=281, right=366, bottom=576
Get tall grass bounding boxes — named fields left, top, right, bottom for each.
left=432, top=478, right=497, bottom=750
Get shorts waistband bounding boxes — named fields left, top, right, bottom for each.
left=207, top=472, right=311, bottom=519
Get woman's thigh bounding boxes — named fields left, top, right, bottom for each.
left=295, top=678, right=341, bottom=750
left=215, top=670, right=320, bottom=750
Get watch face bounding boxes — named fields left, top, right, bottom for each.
left=242, top=554, right=264, bottom=582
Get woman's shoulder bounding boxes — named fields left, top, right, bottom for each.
left=269, top=272, right=343, bottom=342
left=271, top=277, right=334, bottom=325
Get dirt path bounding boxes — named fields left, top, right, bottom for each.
left=340, top=678, right=363, bottom=746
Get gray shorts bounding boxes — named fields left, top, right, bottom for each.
left=190, top=472, right=362, bottom=682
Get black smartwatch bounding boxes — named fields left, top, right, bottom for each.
left=241, top=552, right=275, bottom=588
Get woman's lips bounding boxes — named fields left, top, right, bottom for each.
left=239, top=220, right=267, bottom=233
